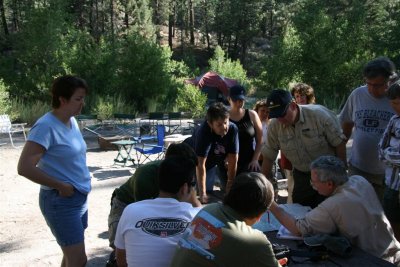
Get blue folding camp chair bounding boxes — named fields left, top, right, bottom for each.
left=133, top=124, right=166, bottom=165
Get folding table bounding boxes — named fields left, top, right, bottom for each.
left=111, top=139, right=138, bottom=166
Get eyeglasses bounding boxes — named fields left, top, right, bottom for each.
left=365, top=79, right=388, bottom=89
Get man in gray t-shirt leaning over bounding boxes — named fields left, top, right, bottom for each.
left=339, top=57, right=397, bottom=199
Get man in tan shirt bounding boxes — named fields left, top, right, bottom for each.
left=269, top=155, right=400, bottom=265
left=262, top=89, right=346, bottom=208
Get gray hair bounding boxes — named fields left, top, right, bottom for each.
left=310, top=156, right=348, bottom=186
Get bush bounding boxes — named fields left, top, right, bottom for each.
left=0, top=79, right=10, bottom=115
left=92, top=94, right=137, bottom=120
left=209, top=46, right=250, bottom=88
left=113, top=35, right=184, bottom=112
left=10, top=99, right=50, bottom=125
left=175, top=84, right=207, bottom=119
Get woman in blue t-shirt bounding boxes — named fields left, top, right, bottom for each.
left=18, top=75, right=91, bottom=267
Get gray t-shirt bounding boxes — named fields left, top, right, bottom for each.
left=339, top=86, right=394, bottom=174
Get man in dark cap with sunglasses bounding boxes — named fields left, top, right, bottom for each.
left=261, top=89, right=347, bottom=208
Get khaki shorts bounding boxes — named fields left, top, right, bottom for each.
left=107, top=197, right=127, bottom=248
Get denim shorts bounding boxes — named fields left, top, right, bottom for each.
left=39, top=188, right=88, bottom=247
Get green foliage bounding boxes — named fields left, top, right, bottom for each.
left=93, top=97, right=114, bottom=120
left=176, top=84, right=207, bottom=119
left=256, top=0, right=400, bottom=109
left=1, top=0, right=72, bottom=101
left=209, top=46, right=250, bottom=88
left=0, top=79, right=10, bottom=115
left=61, top=32, right=117, bottom=98
left=255, top=24, right=302, bottom=91
left=113, top=35, right=184, bottom=112
left=92, top=94, right=137, bottom=120
left=1, top=0, right=399, bottom=114
left=125, top=0, right=156, bottom=41
left=10, top=99, right=50, bottom=125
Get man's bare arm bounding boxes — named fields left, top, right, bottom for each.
left=341, top=121, right=354, bottom=142
left=226, top=153, right=238, bottom=193
left=196, top=156, right=208, bottom=203
left=261, top=157, right=275, bottom=180
left=335, top=141, right=347, bottom=167
left=116, top=248, right=127, bottom=267
left=269, top=202, right=301, bottom=236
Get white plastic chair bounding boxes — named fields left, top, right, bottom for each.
left=0, top=114, right=27, bottom=148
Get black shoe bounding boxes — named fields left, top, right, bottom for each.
left=106, top=251, right=117, bottom=267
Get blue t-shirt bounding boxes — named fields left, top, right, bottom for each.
left=28, top=112, right=91, bottom=194
left=194, top=121, right=239, bottom=169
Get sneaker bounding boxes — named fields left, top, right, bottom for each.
left=106, top=251, right=117, bottom=267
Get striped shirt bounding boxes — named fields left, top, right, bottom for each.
left=379, top=115, right=400, bottom=190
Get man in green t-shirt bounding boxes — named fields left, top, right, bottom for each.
left=107, top=142, right=198, bottom=266
left=170, top=172, right=282, bottom=267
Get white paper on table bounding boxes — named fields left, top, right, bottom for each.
left=277, top=225, right=303, bottom=240
left=252, top=203, right=311, bottom=232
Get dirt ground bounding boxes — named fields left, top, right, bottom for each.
left=0, top=135, right=134, bottom=266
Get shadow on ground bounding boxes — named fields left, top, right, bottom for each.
left=91, top=168, right=133, bottom=181
left=87, top=247, right=112, bottom=267
left=0, top=240, right=20, bottom=253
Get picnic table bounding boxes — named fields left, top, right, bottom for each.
left=163, top=134, right=192, bottom=148
left=265, top=232, right=396, bottom=266
left=254, top=204, right=396, bottom=267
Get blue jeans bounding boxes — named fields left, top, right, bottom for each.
left=39, top=188, right=88, bottom=246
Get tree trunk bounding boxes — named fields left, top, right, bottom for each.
left=101, top=0, right=105, bottom=34
left=269, top=8, right=273, bottom=38
left=233, top=30, right=239, bottom=57
left=154, top=0, right=159, bottom=24
left=110, top=0, right=115, bottom=44
left=0, top=0, right=9, bottom=35
left=124, top=0, right=129, bottom=29
left=88, top=0, right=93, bottom=35
left=74, top=0, right=85, bottom=28
left=189, top=0, right=195, bottom=45
left=172, top=3, right=176, bottom=37
left=205, top=21, right=210, bottom=51
left=11, top=0, right=19, bottom=32
left=168, top=0, right=174, bottom=48
left=241, top=39, right=246, bottom=62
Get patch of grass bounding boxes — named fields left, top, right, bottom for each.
left=91, top=94, right=137, bottom=120
left=10, top=99, right=51, bottom=125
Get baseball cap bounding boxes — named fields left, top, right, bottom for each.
left=267, top=89, right=293, bottom=118
left=229, top=85, right=246, bottom=101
